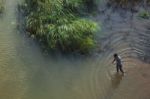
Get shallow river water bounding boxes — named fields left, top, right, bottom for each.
left=0, top=0, right=150, bottom=99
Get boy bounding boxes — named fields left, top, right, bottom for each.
left=112, top=53, right=124, bottom=74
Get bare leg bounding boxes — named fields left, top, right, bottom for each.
left=116, top=65, right=119, bottom=73
left=119, top=65, right=124, bottom=74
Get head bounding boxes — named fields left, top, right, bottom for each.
left=114, top=53, right=118, bottom=58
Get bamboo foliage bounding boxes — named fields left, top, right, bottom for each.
left=23, top=0, right=99, bottom=53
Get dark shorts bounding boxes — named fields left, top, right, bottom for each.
left=116, top=64, right=123, bottom=72
left=117, top=64, right=122, bottom=67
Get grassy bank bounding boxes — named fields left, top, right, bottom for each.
left=21, top=0, right=99, bottom=54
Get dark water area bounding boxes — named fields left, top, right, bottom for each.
left=0, top=0, right=150, bottom=99
left=94, top=0, right=150, bottom=63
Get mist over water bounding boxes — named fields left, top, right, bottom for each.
left=0, top=0, right=150, bottom=99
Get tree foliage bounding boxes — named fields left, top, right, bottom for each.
left=23, top=0, right=99, bottom=53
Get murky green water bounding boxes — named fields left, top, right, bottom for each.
left=0, top=0, right=150, bottom=99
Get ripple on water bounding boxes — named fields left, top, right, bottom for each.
left=0, top=0, right=150, bottom=99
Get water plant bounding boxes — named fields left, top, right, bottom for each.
left=139, top=10, right=150, bottom=19
left=22, top=0, right=99, bottom=54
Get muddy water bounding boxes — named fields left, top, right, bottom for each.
left=0, top=0, right=150, bottom=99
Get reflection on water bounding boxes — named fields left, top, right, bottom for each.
left=0, top=0, right=150, bottom=99
left=111, top=73, right=123, bottom=89
left=104, top=72, right=124, bottom=99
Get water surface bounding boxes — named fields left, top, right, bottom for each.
left=0, top=0, right=150, bottom=99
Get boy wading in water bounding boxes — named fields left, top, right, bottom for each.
left=112, top=53, right=124, bottom=74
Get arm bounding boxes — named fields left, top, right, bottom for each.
left=112, top=58, right=115, bottom=64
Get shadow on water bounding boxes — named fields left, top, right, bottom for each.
left=104, top=72, right=124, bottom=99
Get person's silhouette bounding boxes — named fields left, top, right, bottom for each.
left=112, top=53, right=124, bottom=74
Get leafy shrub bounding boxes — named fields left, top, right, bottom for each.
left=46, top=19, right=98, bottom=52
left=139, top=10, right=150, bottom=19
left=23, top=0, right=99, bottom=54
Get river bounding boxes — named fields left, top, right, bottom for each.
left=0, top=0, right=150, bottom=99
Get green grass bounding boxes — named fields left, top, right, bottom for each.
left=23, top=0, right=99, bottom=54
left=139, top=10, right=150, bottom=19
